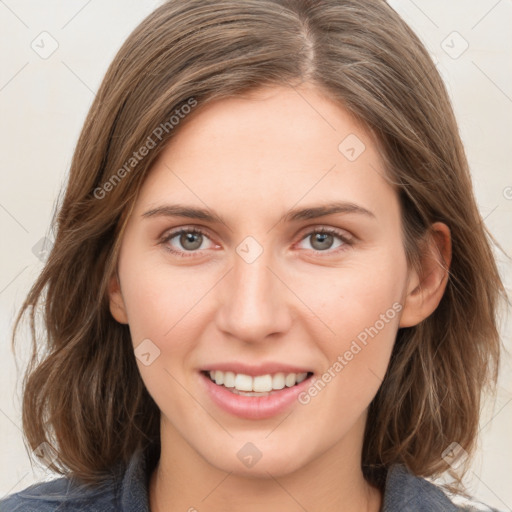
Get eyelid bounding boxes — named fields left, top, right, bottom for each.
left=159, top=224, right=354, bottom=257
left=296, top=224, right=354, bottom=241
left=159, top=226, right=219, bottom=253
left=293, top=225, right=354, bottom=253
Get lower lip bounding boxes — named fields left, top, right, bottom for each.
left=199, top=372, right=313, bottom=420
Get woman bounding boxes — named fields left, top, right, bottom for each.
left=2, top=0, right=506, bottom=510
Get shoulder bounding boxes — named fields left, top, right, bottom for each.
left=0, top=448, right=153, bottom=512
left=0, top=476, right=117, bottom=512
left=383, top=464, right=504, bottom=512
left=448, top=493, right=505, bottom=512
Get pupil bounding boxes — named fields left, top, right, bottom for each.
left=314, top=233, right=332, bottom=250
left=182, top=232, right=201, bottom=250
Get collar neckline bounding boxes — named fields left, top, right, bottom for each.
left=119, top=448, right=457, bottom=512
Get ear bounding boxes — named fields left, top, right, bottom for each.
left=108, top=271, right=129, bottom=324
left=399, top=222, right=452, bottom=328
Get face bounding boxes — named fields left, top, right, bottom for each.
left=109, top=84, right=419, bottom=478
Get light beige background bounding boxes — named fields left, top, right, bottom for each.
left=0, top=0, right=511, bottom=509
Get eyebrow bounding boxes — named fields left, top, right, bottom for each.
left=142, top=201, right=375, bottom=225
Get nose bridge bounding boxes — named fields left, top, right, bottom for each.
left=215, top=237, right=291, bottom=342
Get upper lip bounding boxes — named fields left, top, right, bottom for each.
left=201, top=362, right=314, bottom=377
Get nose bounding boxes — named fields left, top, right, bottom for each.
left=215, top=243, right=293, bottom=344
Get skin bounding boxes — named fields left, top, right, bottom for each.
left=109, top=83, right=451, bottom=512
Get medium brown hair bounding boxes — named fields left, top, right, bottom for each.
left=14, top=0, right=506, bottom=492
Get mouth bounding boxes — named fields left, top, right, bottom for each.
left=200, top=369, right=315, bottom=397
left=198, top=362, right=316, bottom=419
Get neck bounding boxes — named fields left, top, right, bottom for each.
left=149, top=415, right=382, bottom=512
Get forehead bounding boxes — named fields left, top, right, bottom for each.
left=134, top=84, right=397, bottom=226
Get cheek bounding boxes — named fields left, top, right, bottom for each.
left=118, top=251, right=212, bottom=346
left=119, top=258, right=208, bottom=413
left=291, top=249, right=406, bottom=343
left=299, top=310, right=399, bottom=433
left=292, top=249, right=404, bottom=407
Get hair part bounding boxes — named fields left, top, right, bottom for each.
left=14, top=0, right=506, bottom=493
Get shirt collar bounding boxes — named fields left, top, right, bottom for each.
left=382, top=464, right=458, bottom=511
left=119, top=447, right=154, bottom=512
left=118, top=448, right=458, bottom=512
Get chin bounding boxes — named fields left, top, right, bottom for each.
left=198, top=438, right=314, bottom=479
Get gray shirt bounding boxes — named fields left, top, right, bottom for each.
left=0, top=449, right=502, bottom=511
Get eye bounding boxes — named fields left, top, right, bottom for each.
left=296, top=227, right=353, bottom=254
left=160, top=226, right=353, bottom=259
left=160, top=227, right=216, bottom=257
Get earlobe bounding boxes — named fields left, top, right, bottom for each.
left=108, top=272, right=129, bottom=324
left=399, top=222, right=452, bottom=328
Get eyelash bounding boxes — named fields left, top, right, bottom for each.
left=160, top=226, right=353, bottom=258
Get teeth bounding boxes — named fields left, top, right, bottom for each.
left=272, top=372, right=286, bottom=390
left=285, top=373, right=297, bottom=387
left=253, top=374, right=272, bottom=392
left=207, top=370, right=309, bottom=392
left=235, top=373, right=253, bottom=391
left=223, top=371, right=235, bottom=388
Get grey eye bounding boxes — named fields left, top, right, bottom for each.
left=178, top=232, right=204, bottom=251
left=310, top=232, right=335, bottom=251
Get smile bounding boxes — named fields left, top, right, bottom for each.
left=199, top=368, right=315, bottom=420
left=204, top=370, right=311, bottom=395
